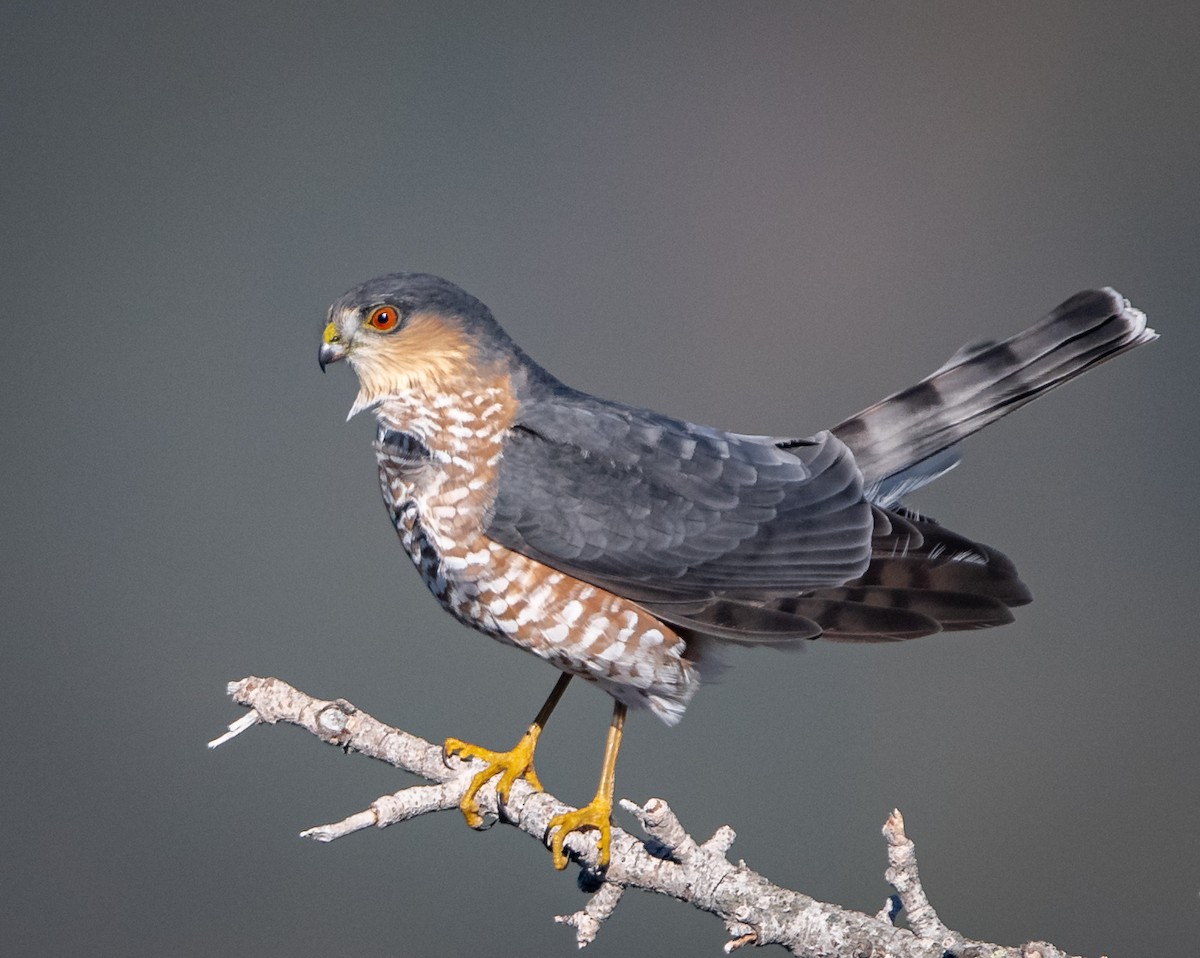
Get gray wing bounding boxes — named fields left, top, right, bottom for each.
left=477, top=379, right=1033, bottom=645
left=478, top=289, right=1152, bottom=647
left=485, top=385, right=874, bottom=623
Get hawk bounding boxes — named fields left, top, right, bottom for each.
left=318, top=273, right=1154, bottom=869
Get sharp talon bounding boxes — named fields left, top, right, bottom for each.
left=546, top=701, right=624, bottom=871
left=460, top=801, right=487, bottom=830
left=441, top=731, right=544, bottom=832
left=546, top=798, right=613, bottom=870
left=440, top=675, right=574, bottom=860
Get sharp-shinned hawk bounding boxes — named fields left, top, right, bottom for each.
left=318, top=273, right=1154, bottom=869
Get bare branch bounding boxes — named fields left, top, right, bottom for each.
left=555, top=881, right=624, bottom=949
left=214, top=677, right=1090, bottom=957
left=883, top=808, right=952, bottom=941
left=300, top=782, right=462, bottom=842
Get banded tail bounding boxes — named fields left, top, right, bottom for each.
left=832, top=288, right=1157, bottom=497
left=790, top=288, right=1157, bottom=644
left=655, top=290, right=1155, bottom=648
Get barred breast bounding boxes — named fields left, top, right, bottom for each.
left=372, top=377, right=700, bottom=724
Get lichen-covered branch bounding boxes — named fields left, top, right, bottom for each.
left=211, top=676, right=1086, bottom=957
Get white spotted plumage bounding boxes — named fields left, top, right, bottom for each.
left=372, top=378, right=699, bottom=724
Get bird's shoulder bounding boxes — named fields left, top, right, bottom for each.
left=481, top=369, right=871, bottom=598
left=507, top=369, right=815, bottom=477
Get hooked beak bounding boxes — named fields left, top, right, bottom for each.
left=319, top=321, right=347, bottom=372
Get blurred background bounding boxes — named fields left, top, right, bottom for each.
left=3, top=2, right=1197, bottom=955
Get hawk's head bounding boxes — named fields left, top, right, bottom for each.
left=320, top=272, right=521, bottom=417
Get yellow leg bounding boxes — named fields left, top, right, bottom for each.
left=546, top=700, right=627, bottom=870
left=443, top=672, right=572, bottom=828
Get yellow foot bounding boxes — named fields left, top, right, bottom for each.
left=443, top=731, right=543, bottom=828
left=546, top=796, right=613, bottom=870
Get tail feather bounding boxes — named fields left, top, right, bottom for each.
left=804, top=506, right=1030, bottom=641
left=832, top=288, right=1156, bottom=489
left=848, top=540, right=1032, bottom=609
left=656, top=290, right=1152, bottom=653
left=811, top=586, right=1015, bottom=631
left=653, top=506, right=1029, bottom=646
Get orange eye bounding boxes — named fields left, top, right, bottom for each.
left=366, top=305, right=400, bottom=331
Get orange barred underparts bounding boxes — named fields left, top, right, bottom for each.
left=373, top=373, right=698, bottom=724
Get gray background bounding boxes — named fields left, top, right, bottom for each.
left=3, top=3, right=1197, bottom=955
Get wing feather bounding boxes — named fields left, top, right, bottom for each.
left=486, top=383, right=875, bottom=603
left=485, top=371, right=1032, bottom=647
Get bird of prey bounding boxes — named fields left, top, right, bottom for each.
left=318, top=274, right=1154, bottom=869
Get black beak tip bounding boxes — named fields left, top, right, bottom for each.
left=318, top=338, right=344, bottom=372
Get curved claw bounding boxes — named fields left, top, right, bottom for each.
left=546, top=798, right=613, bottom=870
left=443, top=732, right=542, bottom=828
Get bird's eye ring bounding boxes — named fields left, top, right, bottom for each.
left=366, top=305, right=400, bottom=331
